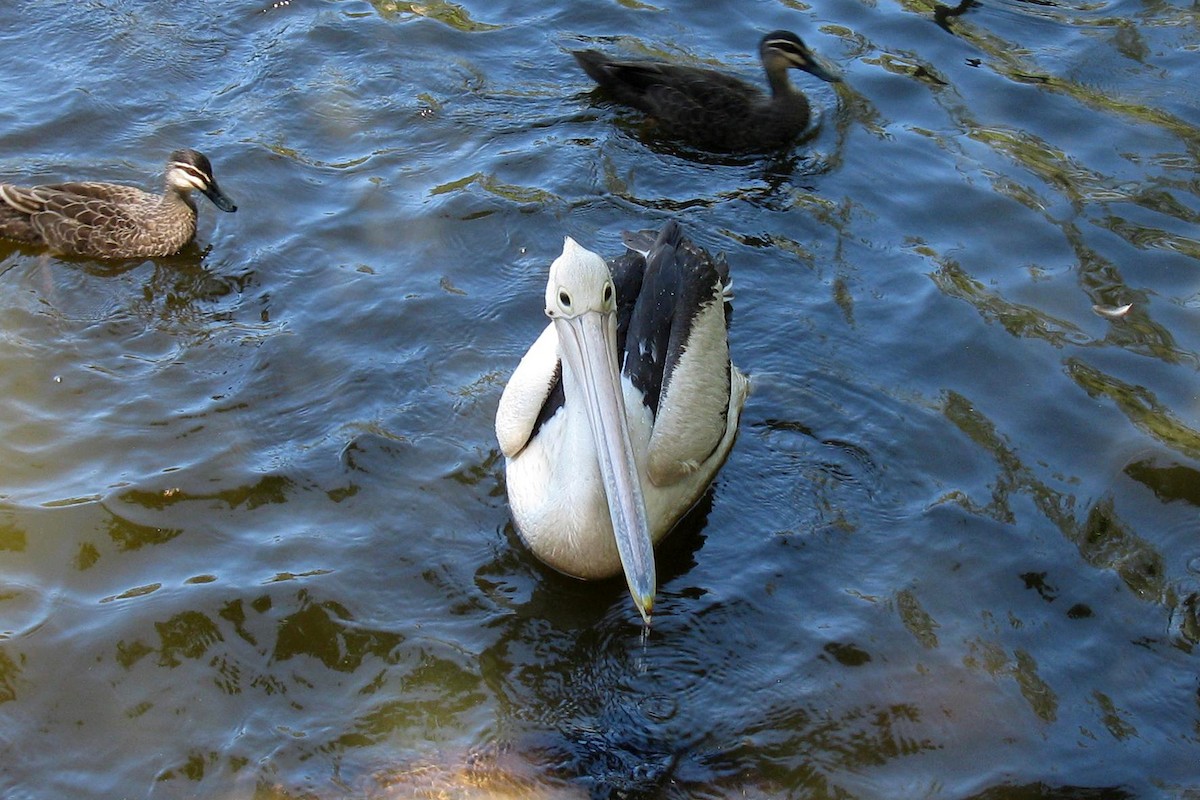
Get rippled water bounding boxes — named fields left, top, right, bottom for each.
left=2, top=1, right=1199, bottom=798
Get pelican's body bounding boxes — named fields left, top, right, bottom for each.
left=573, top=30, right=842, bottom=153
left=496, top=222, right=748, bottom=621
left=0, top=149, right=236, bottom=258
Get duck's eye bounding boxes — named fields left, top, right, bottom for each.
left=603, top=283, right=613, bottom=304
left=559, top=290, right=571, bottom=308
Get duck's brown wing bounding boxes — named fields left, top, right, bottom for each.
left=22, top=183, right=144, bottom=255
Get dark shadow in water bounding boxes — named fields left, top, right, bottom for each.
left=125, top=244, right=256, bottom=323
left=934, top=0, right=981, bottom=33
left=0, top=240, right=254, bottom=356
left=961, top=783, right=1136, bottom=800
left=472, top=495, right=723, bottom=798
left=1124, top=458, right=1200, bottom=507
left=114, top=474, right=296, bottom=513
left=940, top=388, right=1200, bottom=657
left=473, top=491, right=950, bottom=798
left=0, top=237, right=209, bottom=271
left=270, top=589, right=405, bottom=672
left=340, top=432, right=411, bottom=475
left=0, top=645, right=24, bottom=704
left=626, top=120, right=824, bottom=181
left=0, top=506, right=27, bottom=553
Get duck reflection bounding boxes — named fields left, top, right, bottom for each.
left=934, top=0, right=980, bottom=32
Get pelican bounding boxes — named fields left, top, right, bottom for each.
left=496, top=221, right=748, bottom=622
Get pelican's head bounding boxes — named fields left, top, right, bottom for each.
left=545, top=236, right=656, bottom=624
left=165, top=149, right=238, bottom=213
left=545, top=237, right=616, bottom=320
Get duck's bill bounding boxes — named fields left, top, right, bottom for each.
left=204, top=184, right=238, bottom=213
left=555, top=311, right=656, bottom=624
left=804, top=54, right=844, bottom=83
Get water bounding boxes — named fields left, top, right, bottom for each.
left=1, top=1, right=1198, bottom=797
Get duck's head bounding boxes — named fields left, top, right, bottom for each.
left=760, top=30, right=842, bottom=84
left=166, top=149, right=237, bottom=213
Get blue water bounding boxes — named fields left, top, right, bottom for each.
left=1, top=1, right=1199, bottom=798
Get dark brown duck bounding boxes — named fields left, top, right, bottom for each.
left=574, top=30, right=842, bottom=154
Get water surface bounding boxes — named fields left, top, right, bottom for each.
left=1, top=1, right=1198, bottom=798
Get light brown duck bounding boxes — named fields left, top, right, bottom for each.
left=0, top=149, right=236, bottom=258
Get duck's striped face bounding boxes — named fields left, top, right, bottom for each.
left=167, top=161, right=208, bottom=191
left=762, top=31, right=843, bottom=83
left=166, top=149, right=237, bottom=212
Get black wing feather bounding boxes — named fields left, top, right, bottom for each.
left=619, top=221, right=723, bottom=418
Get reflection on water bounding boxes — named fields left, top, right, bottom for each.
left=1125, top=458, right=1200, bottom=508
left=2, top=0, right=1200, bottom=797
left=1069, top=359, right=1200, bottom=460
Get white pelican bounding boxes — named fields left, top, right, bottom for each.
left=495, top=221, right=749, bottom=622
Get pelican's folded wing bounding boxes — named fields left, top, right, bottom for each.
left=647, top=283, right=732, bottom=486
left=496, top=324, right=561, bottom=458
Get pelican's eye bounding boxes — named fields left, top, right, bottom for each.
left=554, top=291, right=573, bottom=316
left=603, top=283, right=613, bottom=306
